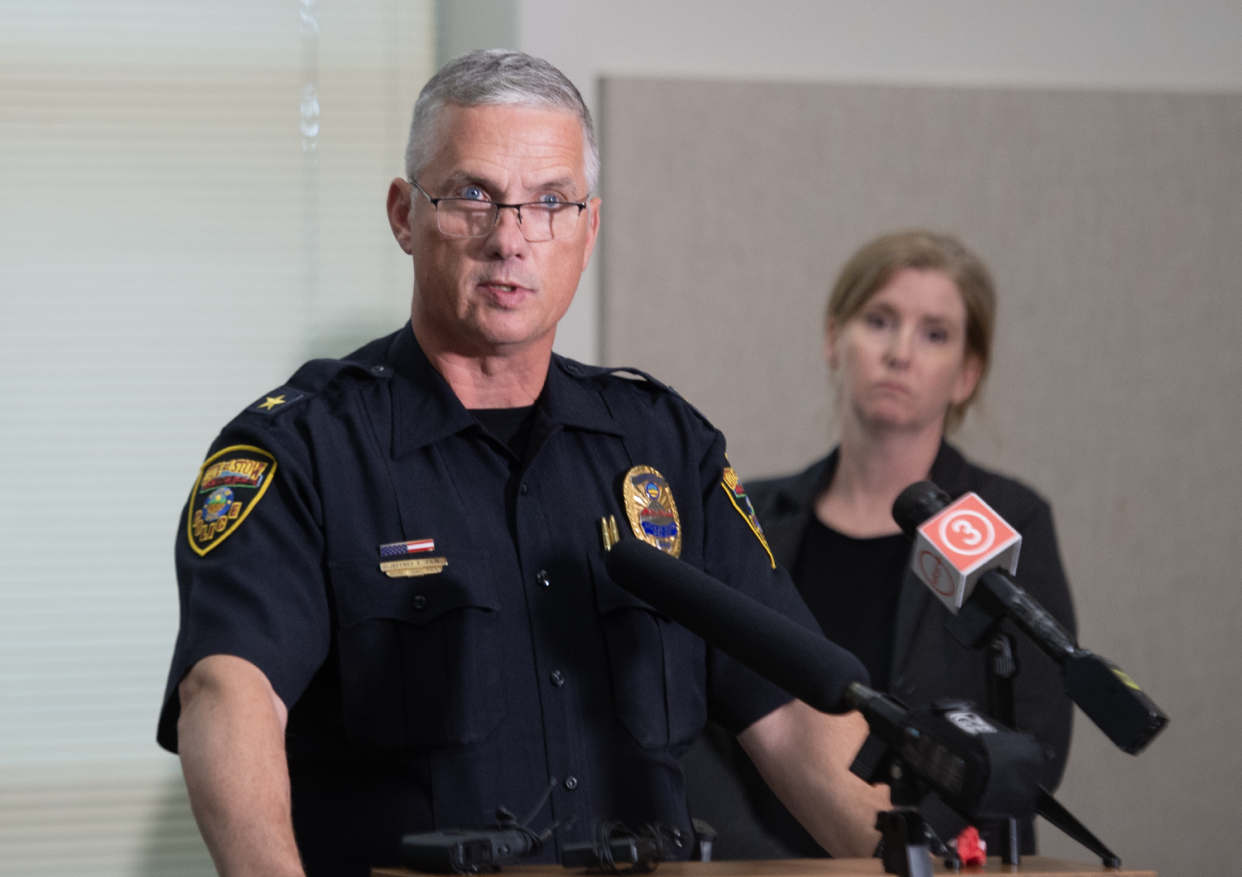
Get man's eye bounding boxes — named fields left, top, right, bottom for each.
left=536, top=193, right=564, bottom=205
left=459, top=186, right=489, bottom=201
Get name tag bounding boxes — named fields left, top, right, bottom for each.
left=380, top=556, right=448, bottom=578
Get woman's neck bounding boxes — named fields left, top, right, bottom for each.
left=815, top=418, right=944, bottom=538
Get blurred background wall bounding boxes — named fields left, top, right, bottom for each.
left=2, top=1, right=1239, bottom=874
left=600, top=76, right=1241, bottom=877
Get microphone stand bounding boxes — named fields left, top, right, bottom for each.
left=962, top=623, right=1122, bottom=868
left=982, top=631, right=1022, bottom=865
left=853, top=735, right=947, bottom=877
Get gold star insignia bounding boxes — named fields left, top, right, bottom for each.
left=258, top=395, right=286, bottom=411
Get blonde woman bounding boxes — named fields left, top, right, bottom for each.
left=686, top=231, right=1076, bottom=858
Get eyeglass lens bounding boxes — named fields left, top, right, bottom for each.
left=436, top=200, right=579, bottom=241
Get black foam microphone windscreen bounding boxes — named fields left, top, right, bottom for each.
left=604, top=539, right=869, bottom=715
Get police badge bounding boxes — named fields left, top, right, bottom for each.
left=621, top=465, right=681, bottom=557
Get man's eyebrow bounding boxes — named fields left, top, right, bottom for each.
left=533, top=175, right=581, bottom=194
left=433, top=172, right=584, bottom=199
left=438, top=170, right=499, bottom=191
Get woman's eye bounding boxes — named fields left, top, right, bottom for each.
left=926, top=327, right=950, bottom=344
left=863, top=312, right=889, bottom=330
left=460, top=186, right=488, bottom=201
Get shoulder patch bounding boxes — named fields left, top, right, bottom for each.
left=246, top=386, right=307, bottom=416
left=722, top=467, right=776, bottom=568
left=186, top=445, right=276, bottom=556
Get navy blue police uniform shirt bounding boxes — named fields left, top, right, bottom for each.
left=157, top=323, right=819, bottom=876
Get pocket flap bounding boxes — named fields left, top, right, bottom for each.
left=330, top=550, right=497, bottom=629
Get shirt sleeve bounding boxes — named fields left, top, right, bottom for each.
left=157, top=412, right=332, bottom=753
left=695, top=429, right=830, bottom=735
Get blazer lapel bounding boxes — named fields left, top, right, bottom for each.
left=889, top=441, right=973, bottom=688
left=765, top=513, right=809, bottom=570
left=766, top=452, right=837, bottom=570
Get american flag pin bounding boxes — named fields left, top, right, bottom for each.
left=378, top=538, right=435, bottom=558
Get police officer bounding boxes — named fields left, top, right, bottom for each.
left=159, top=50, right=889, bottom=877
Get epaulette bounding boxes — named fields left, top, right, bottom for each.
left=242, top=356, right=393, bottom=418
left=556, top=356, right=682, bottom=398
left=556, top=355, right=724, bottom=438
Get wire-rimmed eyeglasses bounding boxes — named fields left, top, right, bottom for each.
left=410, top=180, right=588, bottom=242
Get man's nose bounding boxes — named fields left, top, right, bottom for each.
left=485, top=204, right=530, bottom=256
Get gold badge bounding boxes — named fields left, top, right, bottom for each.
left=186, top=445, right=277, bottom=556
left=380, top=557, right=448, bottom=578
left=621, top=465, right=681, bottom=557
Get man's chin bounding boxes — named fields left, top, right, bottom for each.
left=465, top=319, right=556, bottom=355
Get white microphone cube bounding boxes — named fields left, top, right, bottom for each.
left=911, top=492, right=1021, bottom=613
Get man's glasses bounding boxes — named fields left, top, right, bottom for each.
left=411, top=180, right=587, bottom=242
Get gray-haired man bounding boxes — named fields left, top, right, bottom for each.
left=161, top=51, right=888, bottom=877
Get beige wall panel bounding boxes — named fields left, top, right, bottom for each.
left=600, top=78, right=1242, bottom=875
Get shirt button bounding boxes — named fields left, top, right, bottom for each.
left=412, top=595, right=426, bottom=610
left=370, top=364, right=387, bottom=376
left=550, top=670, right=565, bottom=687
left=536, top=570, right=550, bottom=587
left=519, top=483, right=529, bottom=495
left=564, top=776, right=578, bottom=790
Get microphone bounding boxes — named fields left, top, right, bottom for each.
left=842, top=682, right=1045, bottom=822
left=892, top=482, right=1169, bottom=755
left=605, top=539, right=1053, bottom=838
left=603, top=538, right=869, bottom=714
left=893, top=482, right=1022, bottom=612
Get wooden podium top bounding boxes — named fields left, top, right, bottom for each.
left=373, top=857, right=1154, bottom=877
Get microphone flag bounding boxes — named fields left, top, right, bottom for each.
left=912, top=492, right=1021, bottom=613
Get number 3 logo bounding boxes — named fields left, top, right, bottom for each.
left=939, top=510, right=996, bottom=556
left=951, top=518, right=983, bottom=546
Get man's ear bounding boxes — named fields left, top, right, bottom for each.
left=387, top=178, right=414, bottom=254
left=580, top=196, right=602, bottom=272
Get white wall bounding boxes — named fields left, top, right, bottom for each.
left=0, top=3, right=434, bottom=873
left=513, top=0, right=1242, bottom=365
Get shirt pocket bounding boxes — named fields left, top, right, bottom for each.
left=329, top=550, right=504, bottom=750
left=588, top=551, right=707, bottom=751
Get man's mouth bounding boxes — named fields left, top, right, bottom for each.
left=478, top=281, right=534, bottom=301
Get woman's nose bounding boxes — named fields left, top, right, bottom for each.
left=884, top=327, right=914, bottom=366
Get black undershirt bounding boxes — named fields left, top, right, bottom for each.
left=790, top=517, right=910, bottom=692
left=472, top=405, right=537, bottom=461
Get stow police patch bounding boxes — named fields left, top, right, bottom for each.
left=186, top=445, right=277, bottom=556
left=722, top=466, right=775, bottom=568
left=621, top=465, right=682, bottom=557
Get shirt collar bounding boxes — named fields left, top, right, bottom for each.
left=539, top=356, right=627, bottom=438
left=386, top=324, right=624, bottom=458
